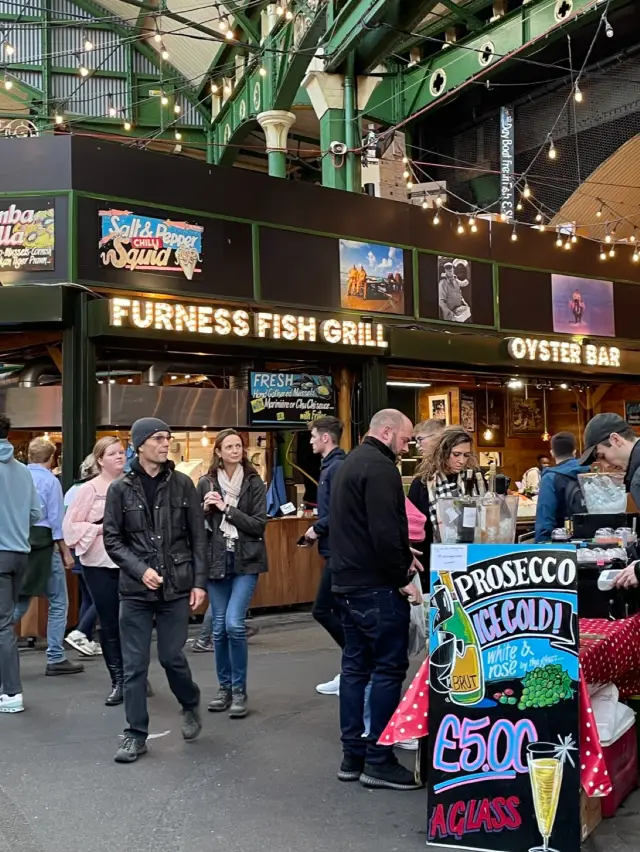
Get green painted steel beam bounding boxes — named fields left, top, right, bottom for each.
left=437, top=0, right=483, bottom=30
left=225, top=0, right=261, bottom=44
left=322, top=0, right=389, bottom=72
left=365, top=0, right=615, bottom=125
left=210, top=2, right=327, bottom=165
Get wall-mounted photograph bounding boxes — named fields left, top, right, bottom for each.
left=339, top=239, right=405, bottom=314
left=427, top=393, right=450, bottom=425
left=460, top=392, right=476, bottom=432
left=551, top=274, right=615, bottom=337
left=438, top=256, right=472, bottom=323
left=508, top=394, right=544, bottom=436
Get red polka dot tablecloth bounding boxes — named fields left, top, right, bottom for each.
left=378, top=615, right=640, bottom=798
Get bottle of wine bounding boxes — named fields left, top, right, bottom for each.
left=456, top=469, right=477, bottom=543
left=439, top=571, right=485, bottom=705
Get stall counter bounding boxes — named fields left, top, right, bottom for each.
left=253, top=517, right=324, bottom=609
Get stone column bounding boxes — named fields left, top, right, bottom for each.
left=257, top=109, right=296, bottom=178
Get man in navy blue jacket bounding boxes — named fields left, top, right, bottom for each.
left=535, top=432, right=590, bottom=542
left=305, top=416, right=346, bottom=695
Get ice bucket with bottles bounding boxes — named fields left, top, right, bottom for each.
left=578, top=472, right=627, bottom=515
left=437, top=494, right=519, bottom=544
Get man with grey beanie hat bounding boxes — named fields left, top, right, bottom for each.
left=104, top=417, right=207, bottom=763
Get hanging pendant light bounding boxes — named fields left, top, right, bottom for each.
left=541, top=387, right=550, bottom=442
left=483, top=386, right=493, bottom=442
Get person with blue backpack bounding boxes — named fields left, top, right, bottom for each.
left=535, top=432, right=590, bottom=542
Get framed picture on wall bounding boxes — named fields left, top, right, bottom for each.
left=551, top=274, right=615, bottom=337
left=428, top=393, right=450, bottom=425
left=625, top=401, right=640, bottom=427
left=438, top=256, right=472, bottom=323
left=339, top=239, right=405, bottom=314
left=460, top=392, right=476, bottom=432
left=508, top=394, right=544, bottom=436
left=477, top=390, right=505, bottom=447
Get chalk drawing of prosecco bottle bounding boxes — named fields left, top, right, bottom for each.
left=438, top=572, right=485, bottom=706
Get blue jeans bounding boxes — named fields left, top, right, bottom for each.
left=14, top=550, right=69, bottom=665
left=208, top=573, right=258, bottom=690
left=77, top=570, right=97, bottom=641
left=336, top=587, right=410, bottom=766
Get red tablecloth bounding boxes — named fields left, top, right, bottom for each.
left=378, top=616, right=640, bottom=798
left=580, top=615, right=640, bottom=697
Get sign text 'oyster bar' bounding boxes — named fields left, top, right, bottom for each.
left=108, top=297, right=388, bottom=349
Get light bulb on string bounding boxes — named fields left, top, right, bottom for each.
left=604, top=232, right=611, bottom=244
left=402, top=169, right=410, bottom=179
left=54, top=111, right=64, bottom=125
left=542, top=431, right=551, bottom=443
left=535, top=212, right=543, bottom=223
left=511, top=227, right=517, bottom=242
left=609, top=247, right=616, bottom=258
left=633, top=250, right=639, bottom=263
left=604, top=15, right=613, bottom=38
left=160, top=92, right=168, bottom=106
left=516, top=201, right=523, bottom=212
left=223, top=82, right=232, bottom=95
left=173, top=103, right=180, bottom=114
left=630, top=230, right=637, bottom=243
left=211, top=82, right=219, bottom=94
left=406, top=181, right=413, bottom=190
left=83, top=34, right=94, bottom=51
left=422, top=199, right=428, bottom=210
left=78, top=63, right=89, bottom=77
left=469, top=216, right=477, bottom=233
left=276, top=4, right=284, bottom=15
left=596, top=203, right=603, bottom=218
left=457, top=219, right=464, bottom=235
left=218, top=16, right=228, bottom=31
left=500, top=212, right=507, bottom=222
left=4, top=41, right=14, bottom=56
left=108, top=102, right=117, bottom=118
left=3, top=77, right=12, bottom=90
left=548, top=137, right=557, bottom=159
left=432, top=213, right=440, bottom=225
left=201, top=431, right=210, bottom=447
left=402, top=156, right=409, bottom=164
left=523, top=182, right=531, bottom=198
left=285, top=8, right=293, bottom=20
left=123, top=119, right=132, bottom=131
left=564, top=239, right=572, bottom=250
left=555, top=234, right=563, bottom=247
left=161, top=43, right=169, bottom=60
left=435, top=195, right=443, bottom=207
left=574, top=83, right=583, bottom=103
left=259, top=66, right=267, bottom=77
left=225, top=29, right=235, bottom=40
left=599, top=245, right=607, bottom=260
left=174, top=130, right=182, bottom=141
left=571, top=234, right=577, bottom=243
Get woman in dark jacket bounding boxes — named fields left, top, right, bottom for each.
left=197, top=429, right=267, bottom=719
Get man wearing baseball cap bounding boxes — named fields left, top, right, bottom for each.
left=581, top=413, right=640, bottom=589
left=103, top=418, right=207, bottom=763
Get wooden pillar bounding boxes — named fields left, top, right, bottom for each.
left=337, top=367, right=353, bottom=452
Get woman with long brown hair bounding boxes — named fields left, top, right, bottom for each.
left=197, top=429, right=267, bottom=719
left=408, top=425, right=479, bottom=561
left=63, top=436, right=126, bottom=705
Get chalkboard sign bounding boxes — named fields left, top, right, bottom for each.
left=625, top=401, right=640, bottom=427
left=427, top=544, right=580, bottom=852
left=249, top=372, right=335, bottom=427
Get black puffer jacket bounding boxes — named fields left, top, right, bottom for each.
left=104, top=460, right=207, bottom=601
left=197, top=464, right=268, bottom=580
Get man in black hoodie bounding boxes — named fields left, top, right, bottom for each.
left=305, top=416, right=346, bottom=695
left=104, top=417, right=207, bottom=764
left=330, top=409, right=422, bottom=792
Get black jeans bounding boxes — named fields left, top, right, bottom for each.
left=336, top=587, right=410, bottom=766
left=83, top=565, right=121, bottom=686
left=0, top=552, right=27, bottom=696
left=119, top=594, right=200, bottom=740
left=312, top=558, right=345, bottom=649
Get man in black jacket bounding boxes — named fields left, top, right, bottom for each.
left=330, top=409, right=422, bottom=792
left=305, top=416, right=346, bottom=695
left=104, top=417, right=207, bottom=763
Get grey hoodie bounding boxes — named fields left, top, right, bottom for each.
left=0, top=439, right=42, bottom=552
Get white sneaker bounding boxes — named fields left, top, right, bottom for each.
left=396, top=738, right=419, bottom=751
left=65, top=630, right=96, bottom=657
left=0, top=693, right=24, bottom=713
left=88, top=641, right=103, bottom=656
left=316, top=674, right=340, bottom=695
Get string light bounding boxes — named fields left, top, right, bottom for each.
left=225, top=29, right=235, bottom=40
left=422, top=199, right=428, bottom=210
left=633, top=250, right=639, bottom=263
left=596, top=203, right=603, bottom=218
left=548, top=137, right=557, bottom=159
left=574, top=83, right=583, bottom=103
left=599, top=246, right=607, bottom=260
left=160, top=92, right=169, bottom=106
left=218, top=16, right=228, bottom=31
left=259, top=66, right=267, bottom=77
left=535, top=212, right=543, bottom=223
left=402, top=156, right=409, bottom=164
left=630, top=229, right=637, bottom=243
left=516, top=201, right=523, bottom=212
left=604, top=14, right=613, bottom=38
left=285, top=8, right=294, bottom=19
left=457, top=219, right=464, bottom=235
left=108, top=102, right=117, bottom=118
left=604, top=231, right=611, bottom=244
left=160, top=43, right=169, bottom=60
left=406, top=180, right=413, bottom=190
left=211, top=82, right=219, bottom=94
left=83, top=33, right=94, bottom=51
left=523, top=182, right=531, bottom=198
left=276, top=4, right=284, bottom=14
left=402, top=169, right=410, bottom=179
left=54, top=111, right=64, bottom=125
left=571, top=234, right=577, bottom=243
left=538, top=223, right=546, bottom=232
left=223, top=82, right=232, bottom=95
left=123, top=119, right=132, bottom=131
left=3, top=77, right=12, bottom=89
left=4, top=41, right=14, bottom=56
left=174, top=130, right=182, bottom=140
left=435, top=195, right=444, bottom=207
left=432, top=213, right=440, bottom=225
left=483, top=428, right=493, bottom=441
left=564, top=239, right=572, bottom=250
left=469, top=216, right=477, bottom=233
left=555, top=234, right=563, bottom=247
left=173, top=103, right=180, bottom=114
left=511, top=227, right=518, bottom=242
left=78, top=63, right=89, bottom=77
left=609, top=247, right=616, bottom=258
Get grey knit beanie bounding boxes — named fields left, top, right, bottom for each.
left=131, top=417, right=171, bottom=451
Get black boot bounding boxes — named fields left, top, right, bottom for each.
left=101, top=635, right=124, bottom=707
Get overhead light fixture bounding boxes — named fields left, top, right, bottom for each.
left=211, top=82, right=219, bottom=94
left=574, top=83, right=583, bottom=103
left=483, top=428, right=493, bottom=441
left=173, top=102, right=180, bottom=114
left=259, top=66, right=267, bottom=77
left=511, top=227, right=518, bottom=242
left=548, top=137, right=557, bottom=159
left=432, top=213, right=440, bottom=225
left=604, top=14, right=613, bottom=38
left=4, top=41, right=14, bottom=56
left=83, top=34, right=94, bottom=51
left=285, top=8, right=293, bottom=19
left=386, top=381, right=432, bottom=388
left=596, top=203, right=603, bottom=218
left=161, top=92, right=169, bottom=106
left=422, top=199, right=428, bottom=210
left=174, top=130, right=181, bottom=140
left=535, top=212, right=543, bottom=223
left=457, top=219, right=464, bottom=235
left=54, top=111, right=64, bottom=124
left=123, top=119, right=132, bottom=131
left=559, top=383, right=568, bottom=390
left=633, top=250, right=639, bottom=263
left=599, top=246, right=607, bottom=260
left=507, top=378, right=523, bottom=389
left=3, top=77, right=12, bottom=90
left=225, top=29, right=235, bottom=40
left=516, top=201, right=523, bottom=212
left=523, top=182, right=531, bottom=198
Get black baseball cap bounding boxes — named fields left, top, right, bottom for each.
left=580, top=413, right=631, bottom=465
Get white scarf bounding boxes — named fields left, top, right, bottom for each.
left=218, top=465, right=244, bottom=545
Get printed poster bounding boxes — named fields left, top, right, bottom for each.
left=249, top=372, right=335, bottom=426
left=427, top=544, right=580, bottom=852
left=99, top=208, right=203, bottom=280
left=0, top=202, right=54, bottom=271
left=551, top=274, right=614, bottom=337
left=339, top=239, right=405, bottom=314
